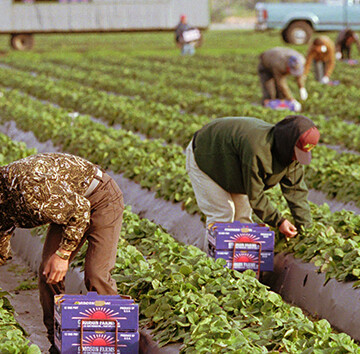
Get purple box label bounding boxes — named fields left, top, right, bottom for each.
left=54, top=292, right=138, bottom=331
left=55, top=329, right=139, bottom=354
left=210, top=249, right=274, bottom=272
left=207, top=228, right=274, bottom=251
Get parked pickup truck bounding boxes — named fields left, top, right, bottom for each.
left=255, top=0, right=360, bottom=45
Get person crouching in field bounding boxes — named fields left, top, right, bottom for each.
left=0, top=153, right=124, bottom=354
left=335, top=29, right=360, bottom=60
left=186, top=115, right=320, bottom=250
left=258, top=47, right=308, bottom=111
left=304, top=36, right=336, bottom=84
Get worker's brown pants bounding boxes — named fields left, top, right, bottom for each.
left=258, top=63, right=285, bottom=103
left=38, top=172, right=124, bottom=345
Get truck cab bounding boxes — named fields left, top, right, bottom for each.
left=256, top=0, right=360, bottom=44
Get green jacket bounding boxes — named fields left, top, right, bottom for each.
left=192, top=116, right=313, bottom=228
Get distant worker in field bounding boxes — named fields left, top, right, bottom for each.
left=0, top=153, right=124, bottom=354
left=304, top=35, right=336, bottom=84
left=186, top=115, right=320, bottom=250
left=175, top=14, right=201, bottom=56
left=258, top=47, right=308, bottom=110
left=335, top=29, right=360, bottom=60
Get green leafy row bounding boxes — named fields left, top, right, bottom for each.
left=2, top=57, right=360, bottom=155
left=106, top=207, right=360, bottom=353
left=0, top=136, right=39, bottom=354
left=0, top=73, right=360, bottom=212
left=2, top=87, right=360, bottom=285
left=0, top=289, right=41, bottom=354
left=1, top=128, right=359, bottom=352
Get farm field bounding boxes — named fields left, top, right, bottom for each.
left=1, top=29, right=360, bottom=353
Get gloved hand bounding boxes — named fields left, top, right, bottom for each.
left=299, top=87, right=308, bottom=101
left=0, top=234, right=12, bottom=266
left=291, top=99, right=302, bottom=112
left=335, top=51, right=342, bottom=60
left=321, top=76, right=330, bottom=84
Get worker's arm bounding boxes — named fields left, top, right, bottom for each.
left=303, top=50, right=315, bottom=78
left=295, top=75, right=305, bottom=90
left=296, top=75, right=308, bottom=100
left=25, top=189, right=90, bottom=284
left=39, top=193, right=90, bottom=284
left=43, top=251, right=70, bottom=284
left=0, top=228, right=15, bottom=265
left=243, top=163, right=295, bottom=237
left=354, top=34, right=360, bottom=53
left=324, top=50, right=336, bottom=78
left=280, top=162, right=312, bottom=230
left=25, top=191, right=91, bottom=252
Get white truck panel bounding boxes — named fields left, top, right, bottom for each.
left=1, top=0, right=209, bottom=33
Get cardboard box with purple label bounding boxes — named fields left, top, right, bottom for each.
left=55, top=328, right=139, bottom=354
left=210, top=248, right=274, bottom=272
left=207, top=225, right=274, bottom=251
left=54, top=292, right=138, bottom=332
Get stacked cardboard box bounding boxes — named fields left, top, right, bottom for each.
left=54, top=292, right=139, bottom=353
left=207, top=221, right=275, bottom=273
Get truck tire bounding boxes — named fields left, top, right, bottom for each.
left=283, top=21, right=313, bottom=45
left=10, top=34, right=34, bottom=51
left=281, top=29, right=289, bottom=43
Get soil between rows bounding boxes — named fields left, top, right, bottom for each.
left=0, top=254, right=49, bottom=353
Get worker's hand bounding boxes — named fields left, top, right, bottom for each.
left=291, top=99, right=302, bottom=112
left=299, top=87, right=308, bottom=101
left=0, top=255, right=9, bottom=266
left=43, top=253, right=69, bottom=284
left=279, top=219, right=298, bottom=238
left=335, top=51, right=342, bottom=60
left=0, top=234, right=12, bottom=266
left=321, top=76, right=330, bottom=84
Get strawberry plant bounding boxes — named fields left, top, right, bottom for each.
left=0, top=289, right=41, bottom=353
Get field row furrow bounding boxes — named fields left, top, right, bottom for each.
left=2, top=88, right=360, bottom=286
left=1, top=63, right=360, bottom=158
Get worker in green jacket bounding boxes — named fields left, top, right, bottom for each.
left=185, top=115, right=320, bottom=248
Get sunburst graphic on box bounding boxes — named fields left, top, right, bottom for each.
left=72, top=307, right=125, bottom=321
left=233, top=253, right=258, bottom=263
left=84, top=333, right=115, bottom=347
left=72, top=333, right=127, bottom=348
left=227, top=233, right=261, bottom=245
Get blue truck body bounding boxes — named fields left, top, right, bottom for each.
left=255, top=0, right=360, bottom=44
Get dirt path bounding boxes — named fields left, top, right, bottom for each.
left=0, top=254, right=50, bottom=353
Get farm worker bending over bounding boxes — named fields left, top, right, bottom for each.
left=304, top=36, right=336, bottom=84
left=0, top=153, right=124, bottom=354
left=258, top=47, right=307, bottom=110
left=186, top=116, right=320, bottom=250
left=335, top=29, right=360, bottom=60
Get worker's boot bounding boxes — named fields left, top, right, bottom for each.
left=48, top=345, right=59, bottom=354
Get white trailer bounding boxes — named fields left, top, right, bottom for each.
left=0, top=0, right=210, bottom=50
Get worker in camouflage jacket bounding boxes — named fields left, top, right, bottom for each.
left=0, top=153, right=124, bottom=353
left=258, top=47, right=308, bottom=108
left=186, top=115, right=320, bottom=250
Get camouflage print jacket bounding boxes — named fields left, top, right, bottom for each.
left=0, top=153, right=98, bottom=261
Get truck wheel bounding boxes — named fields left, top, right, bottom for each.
left=283, top=21, right=313, bottom=45
left=10, top=34, right=34, bottom=51
left=281, top=29, right=289, bottom=43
